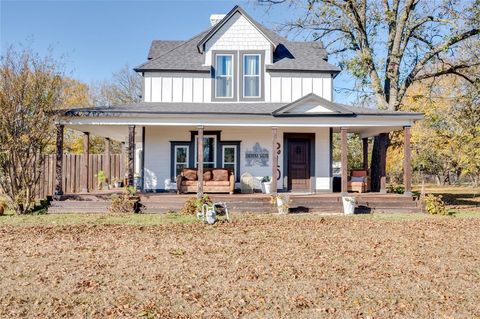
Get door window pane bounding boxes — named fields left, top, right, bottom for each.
left=222, top=145, right=236, bottom=178
left=174, top=146, right=189, bottom=177
left=243, top=54, right=260, bottom=97
left=215, top=55, right=233, bottom=98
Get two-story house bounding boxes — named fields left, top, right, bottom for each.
left=57, top=5, right=422, bottom=197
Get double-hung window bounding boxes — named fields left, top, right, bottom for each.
left=243, top=54, right=260, bottom=98
left=215, top=54, right=233, bottom=98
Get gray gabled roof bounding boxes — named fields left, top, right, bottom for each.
left=135, top=29, right=213, bottom=72
left=135, top=6, right=340, bottom=73
left=148, top=40, right=184, bottom=60
left=273, top=93, right=353, bottom=115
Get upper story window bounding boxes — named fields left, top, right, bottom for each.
left=243, top=54, right=260, bottom=98
left=215, top=54, right=233, bottom=98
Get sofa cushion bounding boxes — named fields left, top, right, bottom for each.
left=212, top=168, right=229, bottom=181
left=205, top=181, right=230, bottom=186
left=351, top=170, right=367, bottom=177
left=348, top=181, right=365, bottom=186
left=181, top=180, right=198, bottom=186
left=203, top=170, right=212, bottom=181
left=183, top=168, right=197, bottom=180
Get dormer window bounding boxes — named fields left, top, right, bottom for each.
left=215, top=54, right=234, bottom=98
left=243, top=54, right=260, bottom=97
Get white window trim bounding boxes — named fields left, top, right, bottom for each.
left=174, top=145, right=189, bottom=176
left=242, top=54, right=261, bottom=98
left=195, top=135, right=217, bottom=167
left=215, top=54, right=234, bottom=99
left=222, top=145, right=236, bottom=169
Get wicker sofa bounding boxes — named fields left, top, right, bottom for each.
left=347, top=169, right=370, bottom=193
left=176, top=168, right=234, bottom=194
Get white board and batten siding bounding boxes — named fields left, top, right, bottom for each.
left=269, top=73, right=333, bottom=102
left=144, top=72, right=333, bottom=103
left=144, top=73, right=212, bottom=103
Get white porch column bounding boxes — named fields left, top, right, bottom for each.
left=197, top=126, right=204, bottom=199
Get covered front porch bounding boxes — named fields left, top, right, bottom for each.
left=52, top=121, right=416, bottom=197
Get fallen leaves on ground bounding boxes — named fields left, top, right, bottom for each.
left=1, top=215, right=479, bottom=318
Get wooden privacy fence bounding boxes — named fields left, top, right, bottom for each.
left=37, top=154, right=125, bottom=199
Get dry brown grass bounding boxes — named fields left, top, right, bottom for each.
left=1, top=214, right=479, bottom=318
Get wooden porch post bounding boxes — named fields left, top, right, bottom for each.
left=104, top=138, right=111, bottom=185
left=271, top=127, right=278, bottom=194
left=362, top=137, right=369, bottom=170
left=81, top=132, right=90, bottom=193
left=128, top=125, right=135, bottom=187
left=341, top=127, right=348, bottom=195
left=403, top=126, right=412, bottom=196
left=54, top=124, right=64, bottom=197
left=379, top=133, right=387, bottom=194
left=120, top=142, right=126, bottom=184
left=197, top=126, right=204, bottom=199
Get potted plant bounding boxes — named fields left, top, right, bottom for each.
left=113, top=178, right=123, bottom=189
left=270, top=194, right=290, bottom=214
left=261, top=176, right=272, bottom=194
left=95, top=170, right=108, bottom=190
left=0, top=198, right=7, bottom=216
left=342, top=196, right=356, bottom=215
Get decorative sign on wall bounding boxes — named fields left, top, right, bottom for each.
left=245, top=143, right=269, bottom=167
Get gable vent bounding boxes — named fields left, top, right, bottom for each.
left=210, top=14, right=226, bottom=26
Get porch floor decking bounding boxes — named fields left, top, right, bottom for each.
left=49, top=191, right=421, bottom=214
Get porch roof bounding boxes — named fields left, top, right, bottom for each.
left=60, top=99, right=423, bottom=118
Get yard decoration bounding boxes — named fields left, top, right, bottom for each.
left=270, top=194, right=290, bottom=214
left=342, top=196, right=356, bottom=215
left=197, top=201, right=230, bottom=224
left=261, top=176, right=272, bottom=194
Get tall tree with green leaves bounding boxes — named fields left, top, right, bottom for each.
left=260, top=0, right=480, bottom=190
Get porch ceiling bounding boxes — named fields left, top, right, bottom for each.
left=65, top=124, right=134, bottom=143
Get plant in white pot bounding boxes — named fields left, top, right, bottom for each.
left=261, top=176, right=272, bottom=194
left=270, top=194, right=290, bottom=214
left=342, top=195, right=356, bottom=215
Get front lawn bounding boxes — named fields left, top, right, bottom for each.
left=1, top=213, right=479, bottom=318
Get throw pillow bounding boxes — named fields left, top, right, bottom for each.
left=183, top=169, right=197, bottom=180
